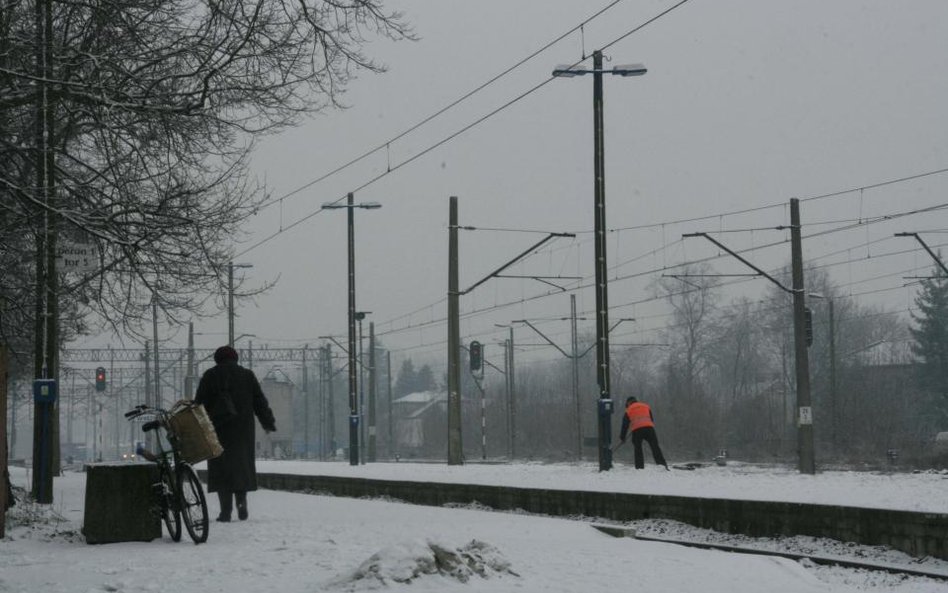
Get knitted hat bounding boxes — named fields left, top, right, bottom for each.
left=214, top=345, right=239, bottom=364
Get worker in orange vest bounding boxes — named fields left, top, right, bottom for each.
left=618, top=396, right=669, bottom=470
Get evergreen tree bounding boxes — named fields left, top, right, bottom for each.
left=416, top=364, right=436, bottom=392
left=909, top=268, right=948, bottom=422
left=394, top=359, right=418, bottom=398
left=393, top=359, right=437, bottom=398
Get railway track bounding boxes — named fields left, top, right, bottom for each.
left=592, top=524, right=948, bottom=582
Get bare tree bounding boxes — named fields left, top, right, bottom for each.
left=650, top=264, right=720, bottom=455
left=0, top=0, right=414, bottom=351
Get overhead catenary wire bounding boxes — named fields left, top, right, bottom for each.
left=252, top=0, right=631, bottom=214
left=234, top=0, right=697, bottom=258
left=371, top=203, right=948, bottom=344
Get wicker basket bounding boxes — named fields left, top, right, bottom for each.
left=168, top=400, right=223, bottom=464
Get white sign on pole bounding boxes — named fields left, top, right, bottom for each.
left=798, top=406, right=813, bottom=426
left=56, top=241, right=97, bottom=272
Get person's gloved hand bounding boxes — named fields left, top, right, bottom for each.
left=263, top=423, right=276, bottom=433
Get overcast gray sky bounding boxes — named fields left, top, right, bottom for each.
left=76, top=0, right=948, bottom=374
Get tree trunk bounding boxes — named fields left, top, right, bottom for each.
left=1, top=346, right=8, bottom=537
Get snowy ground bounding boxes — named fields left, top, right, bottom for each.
left=2, top=461, right=947, bottom=593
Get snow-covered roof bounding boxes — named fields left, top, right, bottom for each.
left=393, top=390, right=446, bottom=405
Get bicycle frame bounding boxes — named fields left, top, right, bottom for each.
left=126, top=404, right=209, bottom=544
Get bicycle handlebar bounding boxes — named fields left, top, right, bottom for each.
left=124, top=404, right=148, bottom=418
left=124, top=404, right=170, bottom=420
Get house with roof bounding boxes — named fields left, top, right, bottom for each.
left=392, top=390, right=447, bottom=458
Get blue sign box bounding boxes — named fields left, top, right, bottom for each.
left=33, top=379, right=58, bottom=404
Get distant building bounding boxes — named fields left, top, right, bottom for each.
left=392, top=390, right=447, bottom=457
left=258, top=371, right=295, bottom=458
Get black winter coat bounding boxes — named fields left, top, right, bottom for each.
left=195, top=361, right=276, bottom=493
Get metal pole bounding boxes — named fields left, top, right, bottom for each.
left=302, top=345, right=309, bottom=458
left=387, top=350, right=393, bottom=459
left=346, top=192, right=359, bottom=466
left=592, top=50, right=614, bottom=471
left=358, top=317, right=365, bottom=464
left=228, top=261, right=235, bottom=346
left=828, top=299, right=837, bottom=450
left=185, top=322, right=195, bottom=397
left=67, top=371, right=74, bottom=458
left=503, top=339, right=511, bottom=458
left=316, top=346, right=324, bottom=459
left=791, top=198, right=815, bottom=474
left=480, top=377, right=487, bottom=460
left=143, top=341, right=154, bottom=451
left=152, top=299, right=160, bottom=410
left=111, top=346, right=117, bottom=459
left=326, top=344, right=336, bottom=458
left=509, top=326, right=516, bottom=459
left=571, top=294, right=582, bottom=459
left=447, top=196, right=463, bottom=465
left=368, top=322, right=377, bottom=462
left=89, top=386, right=95, bottom=462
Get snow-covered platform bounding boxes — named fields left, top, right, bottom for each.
left=248, top=460, right=948, bottom=560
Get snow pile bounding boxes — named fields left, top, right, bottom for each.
left=2, top=483, right=82, bottom=544
left=332, top=539, right=518, bottom=588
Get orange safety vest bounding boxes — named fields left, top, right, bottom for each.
left=626, top=402, right=654, bottom=431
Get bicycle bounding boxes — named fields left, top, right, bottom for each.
left=125, top=403, right=210, bottom=544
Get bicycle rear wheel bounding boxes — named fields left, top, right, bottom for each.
left=177, top=464, right=209, bottom=544
left=157, top=464, right=182, bottom=542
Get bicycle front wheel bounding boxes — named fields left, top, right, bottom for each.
left=177, top=464, right=209, bottom=544
left=157, top=464, right=182, bottom=542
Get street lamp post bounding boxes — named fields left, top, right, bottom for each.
left=322, top=193, right=381, bottom=466
left=553, top=51, right=646, bottom=471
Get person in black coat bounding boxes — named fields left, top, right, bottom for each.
left=195, top=345, right=276, bottom=522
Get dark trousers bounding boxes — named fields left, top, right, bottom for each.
left=632, top=426, right=667, bottom=469
left=217, top=490, right=247, bottom=518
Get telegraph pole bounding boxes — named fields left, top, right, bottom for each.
left=316, top=346, right=324, bottom=458
left=447, top=196, right=463, bottom=465
left=326, top=343, right=336, bottom=458
left=143, top=341, right=154, bottom=451
left=152, top=299, right=160, bottom=409
left=368, top=322, right=377, bottom=462
left=790, top=198, right=815, bottom=474
left=302, top=345, right=309, bottom=458
left=386, top=350, right=393, bottom=459
left=502, top=338, right=511, bottom=458
left=185, top=322, right=196, bottom=397
left=31, top=0, right=59, bottom=504
left=828, top=299, right=837, bottom=449
left=570, top=294, right=582, bottom=458
left=111, top=346, right=117, bottom=459
left=508, top=326, right=516, bottom=459
left=357, top=316, right=366, bottom=464
left=228, top=262, right=234, bottom=346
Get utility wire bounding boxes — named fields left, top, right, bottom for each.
left=235, top=0, right=695, bottom=258
left=373, top=204, right=948, bottom=341
left=252, top=0, right=629, bottom=214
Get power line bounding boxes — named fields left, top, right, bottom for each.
left=370, top=200, right=948, bottom=341
left=235, top=0, right=696, bottom=258
left=252, top=0, right=630, bottom=215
